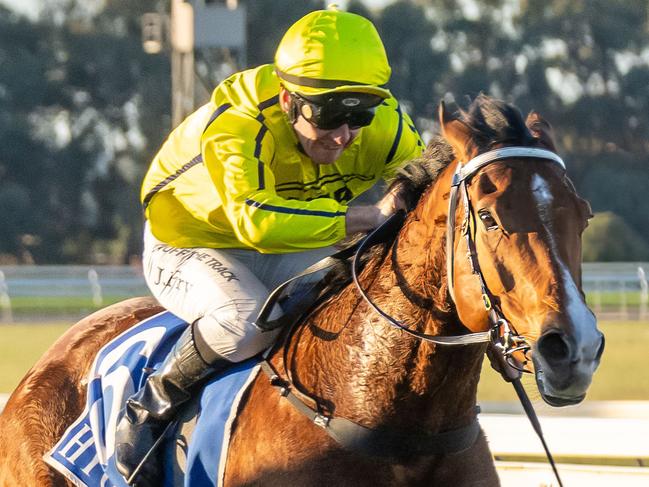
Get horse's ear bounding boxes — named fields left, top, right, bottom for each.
left=565, top=176, right=594, bottom=222
left=438, top=101, right=472, bottom=163
left=526, top=111, right=557, bottom=152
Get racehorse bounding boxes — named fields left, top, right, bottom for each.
left=0, top=95, right=604, bottom=486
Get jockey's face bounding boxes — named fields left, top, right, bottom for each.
left=280, top=88, right=361, bottom=165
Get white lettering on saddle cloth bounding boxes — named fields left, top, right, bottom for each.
left=44, top=319, right=176, bottom=487
left=45, top=311, right=260, bottom=487
left=56, top=423, right=108, bottom=485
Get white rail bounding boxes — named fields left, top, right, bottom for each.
left=479, top=401, right=649, bottom=485
left=0, top=263, right=647, bottom=322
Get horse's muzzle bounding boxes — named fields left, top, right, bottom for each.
left=532, top=327, right=605, bottom=406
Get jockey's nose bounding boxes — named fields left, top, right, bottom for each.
left=329, top=124, right=352, bottom=145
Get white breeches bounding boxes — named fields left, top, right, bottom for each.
left=142, top=224, right=331, bottom=363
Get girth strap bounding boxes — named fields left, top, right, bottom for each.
left=260, top=361, right=481, bottom=459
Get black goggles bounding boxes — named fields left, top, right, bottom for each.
left=290, top=92, right=382, bottom=130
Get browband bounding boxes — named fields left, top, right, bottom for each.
left=453, top=147, right=565, bottom=186
left=446, top=147, right=566, bottom=304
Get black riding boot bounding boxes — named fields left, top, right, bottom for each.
left=114, top=323, right=230, bottom=485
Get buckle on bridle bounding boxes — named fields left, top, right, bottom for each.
left=481, top=293, right=492, bottom=311
left=490, top=318, right=532, bottom=374
left=314, top=414, right=331, bottom=429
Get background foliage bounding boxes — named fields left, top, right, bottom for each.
left=1, top=0, right=648, bottom=263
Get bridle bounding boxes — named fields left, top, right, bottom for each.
left=446, top=147, right=565, bottom=366
left=353, top=146, right=566, bottom=367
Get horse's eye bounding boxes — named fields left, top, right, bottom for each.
left=478, top=210, right=499, bottom=231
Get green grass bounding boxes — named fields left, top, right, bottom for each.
left=0, top=321, right=647, bottom=400
left=6, top=295, right=136, bottom=314
left=585, top=291, right=645, bottom=306
left=0, top=323, right=71, bottom=393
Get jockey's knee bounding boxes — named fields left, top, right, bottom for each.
left=192, top=300, right=279, bottom=363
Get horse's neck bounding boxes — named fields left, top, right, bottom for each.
left=284, top=164, right=484, bottom=432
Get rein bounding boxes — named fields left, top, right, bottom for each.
left=258, top=147, right=567, bottom=484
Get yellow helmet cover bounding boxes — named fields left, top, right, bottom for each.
left=274, top=7, right=392, bottom=98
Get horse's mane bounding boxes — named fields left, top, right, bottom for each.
left=388, top=134, right=454, bottom=210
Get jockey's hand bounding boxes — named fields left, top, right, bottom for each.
left=376, top=183, right=408, bottom=218
left=345, top=185, right=407, bottom=235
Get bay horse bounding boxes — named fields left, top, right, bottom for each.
left=0, top=95, right=604, bottom=486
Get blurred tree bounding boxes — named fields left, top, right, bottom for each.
left=0, top=7, right=58, bottom=262
left=583, top=212, right=649, bottom=261
left=0, top=0, right=648, bottom=263
left=432, top=0, right=519, bottom=100
left=510, top=1, right=649, bottom=253
left=346, top=0, right=374, bottom=20
left=578, top=151, right=649, bottom=245
left=0, top=1, right=169, bottom=263
left=515, top=1, right=649, bottom=154
left=378, top=0, right=448, bottom=110
left=241, top=0, right=324, bottom=66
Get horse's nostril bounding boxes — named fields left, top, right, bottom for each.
left=595, top=333, right=605, bottom=361
left=538, top=331, right=569, bottom=364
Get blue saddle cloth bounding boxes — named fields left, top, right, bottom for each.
left=45, top=311, right=260, bottom=487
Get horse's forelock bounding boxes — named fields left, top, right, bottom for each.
left=460, top=95, right=535, bottom=152
left=388, top=96, right=547, bottom=208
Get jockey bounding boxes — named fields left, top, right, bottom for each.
left=114, top=6, right=424, bottom=483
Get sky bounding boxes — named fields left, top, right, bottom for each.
left=0, top=0, right=39, bottom=19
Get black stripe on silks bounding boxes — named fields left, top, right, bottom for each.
left=255, top=124, right=269, bottom=190
left=143, top=103, right=232, bottom=210
left=142, top=154, right=203, bottom=209
left=202, top=103, right=232, bottom=135
left=274, top=173, right=375, bottom=193
left=385, top=104, right=403, bottom=164
left=258, top=95, right=279, bottom=112
left=275, top=68, right=386, bottom=90
left=245, top=199, right=346, bottom=218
